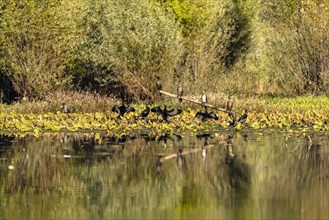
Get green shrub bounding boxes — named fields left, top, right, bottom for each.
left=0, top=0, right=85, bottom=100
left=72, top=0, right=183, bottom=100
left=261, top=0, right=329, bottom=95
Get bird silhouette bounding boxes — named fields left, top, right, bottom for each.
left=208, top=111, right=218, bottom=120
left=151, top=105, right=182, bottom=123
left=201, top=90, right=208, bottom=111
left=156, top=155, right=162, bottom=174
left=60, top=103, right=74, bottom=119
left=177, top=84, right=183, bottom=103
left=60, top=103, right=70, bottom=113
left=156, top=76, right=162, bottom=96
left=140, top=104, right=150, bottom=119
left=237, top=110, right=248, bottom=123
left=229, top=112, right=237, bottom=126
left=227, top=96, right=233, bottom=112
left=177, top=148, right=185, bottom=170
left=195, top=110, right=218, bottom=121
left=112, top=103, right=136, bottom=119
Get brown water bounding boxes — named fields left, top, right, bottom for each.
left=0, top=131, right=328, bottom=219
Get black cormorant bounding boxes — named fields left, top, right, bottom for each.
left=237, top=110, right=248, bottom=123
left=112, top=103, right=136, bottom=118
left=140, top=104, right=150, bottom=119
left=156, top=76, right=162, bottom=96
left=151, top=105, right=182, bottom=123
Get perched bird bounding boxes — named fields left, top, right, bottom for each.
left=112, top=103, right=136, bottom=119
left=156, top=76, right=162, bottom=96
left=227, top=96, right=233, bottom=112
left=177, top=84, right=184, bottom=103
left=201, top=90, right=208, bottom=110
left=151, top=105, right=182, bottom=123
left=237, top=110, right=248, bottom=123
left=60, top=103, right=70, bottom=113
left=228, top=112, right=237, bottom=126
left=140, top=104, right=150, bottom=119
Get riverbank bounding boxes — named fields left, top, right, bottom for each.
left=1, top=95, right=329, bottom=136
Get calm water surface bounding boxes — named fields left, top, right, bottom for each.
left=0, top=131, right=328, bottom=219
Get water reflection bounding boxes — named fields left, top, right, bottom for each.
left=0, top=131, right=328, bottom=219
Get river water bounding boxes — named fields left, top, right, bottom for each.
left=0, top=130, right=328, bottom=219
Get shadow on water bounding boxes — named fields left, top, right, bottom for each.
left=0, top=131, right=328, bottom=219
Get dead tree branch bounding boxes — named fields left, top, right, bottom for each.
left=158, top=90, right=234, bottom=115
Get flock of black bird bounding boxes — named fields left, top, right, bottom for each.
left=61, top=77, right=248, bottom=126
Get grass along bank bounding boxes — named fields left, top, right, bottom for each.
left=1, top=95, right=329, bottom=136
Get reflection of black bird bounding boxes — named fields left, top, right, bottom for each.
left=177, top=148, right=185, bottom=169
left=196, top=133, right=212, bottom=139
left=156, top=155, right=162, bottom=174
left=242, top=133, right=248, bottom=142
left=172, top=134, right=182, bottom=142
left=177, top=84, right=183, bottom=103
left=225, top=134, right=234, bottom=145
left=157, top=134, right=173, bottom=144
left=156, top=76, right=162, bottom=96
left=140, top=105, right=150, bottom=119
left=151, top=105, right=182, bottom=123
left=140, top=133, right=156, bottom=143
left=112, top=104, right=136, bottom=118
left=237, top=110, right=248, bottom=123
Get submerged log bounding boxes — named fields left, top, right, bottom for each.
left=160, top=141, right=226, bottom=162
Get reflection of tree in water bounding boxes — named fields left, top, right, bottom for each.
left=293, top=135, right=329, bottom=189
left=257, top=134, right=329, bottom=219
left=0, top=132, right=254, bottom=218
left=221, top=133, right=251, bottom=214
left=225, top=145, right=250, bottom=203
left=178, top=133, right=251, bottom=213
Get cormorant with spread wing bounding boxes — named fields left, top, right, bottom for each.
left=151, top=105, right=182, bottom=123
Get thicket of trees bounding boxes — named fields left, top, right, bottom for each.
left=0, top=0, right=328, bottom=102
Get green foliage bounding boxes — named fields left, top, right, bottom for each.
left=72, top=0, right=183, bottom=99
left=159, top=0, right=216, bottom=36
left=0, top=0, right=84, bottom=99
left=176, top=0, right=252, bottom=93
left=260, top=0, right=329, bottom=95
left=0, top=0, right=328, bottom=101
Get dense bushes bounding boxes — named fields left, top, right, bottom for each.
left=71, top=0, right=182, bottom=99
left=0, top=0, right=85, bottom=100
left=0, top=0, right=328, bottom=102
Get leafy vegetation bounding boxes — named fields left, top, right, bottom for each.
left=1, top=96, right=329, bottom=136
left=0, top=0, right=327, bottom=102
